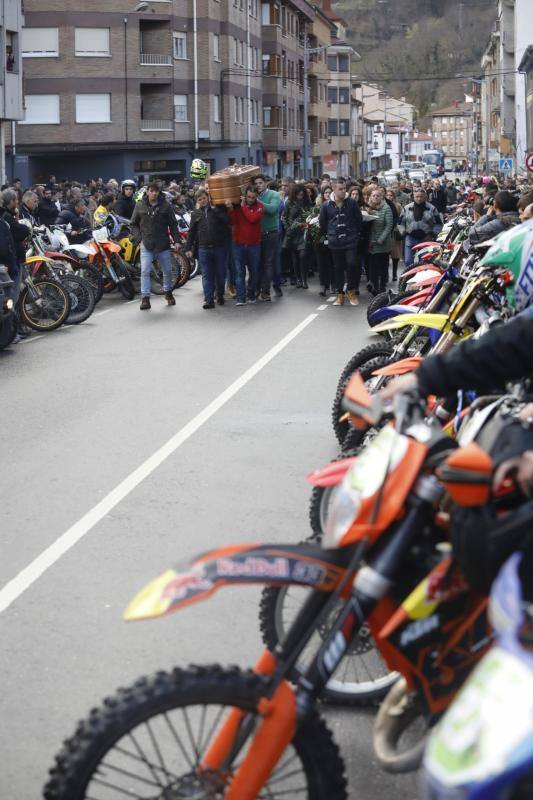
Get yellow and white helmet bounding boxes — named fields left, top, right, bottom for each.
left=190, top=158, right=208, bottom=180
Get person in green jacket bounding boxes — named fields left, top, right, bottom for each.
left=254, top=175, right=282, bottom=300
left=367, top=188, right=394, bottom=295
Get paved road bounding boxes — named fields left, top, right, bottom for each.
left=0, top=278, right=418, bottom=799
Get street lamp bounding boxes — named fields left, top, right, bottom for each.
left=302, top=39, right=360, bottom=179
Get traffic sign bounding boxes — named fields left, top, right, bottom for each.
left=499, top=157, right=514, bottom=173
left=526, top=153, right=533, bottom=172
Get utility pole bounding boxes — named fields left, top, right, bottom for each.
left=302, top=33, right=310, bottom=180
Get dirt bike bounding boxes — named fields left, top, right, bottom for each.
left=25, top=254, right=96, bottom=325
left=87, top=226, right=135, bottom=300
left=44, top=377, right=502, bottom=799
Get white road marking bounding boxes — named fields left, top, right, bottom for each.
left=0, top=312, right=319, bottom=613
left=18, top=334, right=44, bottom=344
left=94, top=308, right=114, bottom=317
left=316, top=304, right=328, bottom=311
left=327, top=296, right=335, bottom=302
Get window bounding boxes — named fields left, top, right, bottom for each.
left=213, top=33, right=219, bottom=61
left=327, top=86, right=337, bottom=103
left=337, top=54, right=349, bottom=72
left=263, top=105, right=272, bottom=126
left=441, top=116, right=448, bottom=124
left=328, top=119, right=338, bottom=137
left=74, top=28, right=110, bottom=57
left=249, top=0, right=258, bottom=16
left=21, top=27, right=58, bottom=58
left=240, top=96, right=245, bottom=122
left=173, top=32, right=187, bottom=59
left=21, top=94, right=60, bottom=124
left=239, top=41, right=244, bottom=65
left=327, top=54, right=337, bottom=71
left=339, top=119, right=350, bottom=136
left=75, top=93, right=111, bottom=123
left=214, top=94, right=221, bottom=122
left=233, top=37, right=238, bottom=64
left=338, top=87, right=349, bottom=104
left=235, top=96, right=244, bottom=123
left=174, top=94, right=188, bottom=121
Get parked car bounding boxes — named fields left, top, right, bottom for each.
left=407, top=168, right=426, bottom=182
left=382, top=169, right=403, bottom=184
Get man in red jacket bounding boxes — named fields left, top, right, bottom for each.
left=226, top=185, right=265, bottom=305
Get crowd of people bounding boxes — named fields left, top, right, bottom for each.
left=1, top=169, right=532, bottom=326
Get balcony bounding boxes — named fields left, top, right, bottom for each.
left=141, top=119, right=174, bottom=131
left=140, top=53, right=172, bottom=66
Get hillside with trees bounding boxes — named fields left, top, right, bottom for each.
left=334, top=0, right=496, bottom=122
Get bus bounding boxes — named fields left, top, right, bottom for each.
left=421, top=149, right=445, bottom=175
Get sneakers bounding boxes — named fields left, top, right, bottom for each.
left=333, top=293, right=344, bottom=306
left=203, top=300, right=215, bottom=309
left=216, top=294, right=225, bottom=306
left=274, top=286, right=283, bottom=297
left=258, top=291, right=271, bottom=302
left=235, top=300, right=246, bottom=306
left=165, top=291, right=176, bottom=306
left=347, top=289, right=359, bottom=306
left=140, top=296, right=151, bottom=310
left=226, top=284, right=236, bottom=299
left=247, top=297, right=257, bottom=304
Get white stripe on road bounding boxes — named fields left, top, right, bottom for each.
left=316, top=304, right=328, bottom=311
left=18, top=335, right=44, bottom=345
left=0, top=312, right=319, bottom=613
left=327, top=296, right=335, bottom=302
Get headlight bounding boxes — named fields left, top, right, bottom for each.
left=323, top=480, right=361, bottom=549
left=4, top=298, right=14, bottom=310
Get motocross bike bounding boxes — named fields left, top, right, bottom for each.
left=87, top=226, right=135, bottom=300
left=44, top=377, right=500, bottom=799
left=423, top=543, right=533, bottom=799
left=32, top=224, right=105, bottom=304
left=25, top=253, right=96, bottom=326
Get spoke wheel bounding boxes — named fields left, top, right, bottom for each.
left=260, top=581, right=398, bottom=706
left=44, top=667, right=347, bottom=800
left=20, top=278, right=71, bottom=331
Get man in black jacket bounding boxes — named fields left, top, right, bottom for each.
left=428, top=180, right=447, bottom=216
left=55, top=198, right=90, bottom=233
left=0, top=187, right=34, bottom=338
left=130, top=182, right=181, bottom=310
left=318, top=179, right=362, bottom=306
left=38, top=187, right=60, bottom=227
left=185, top=188, right=231, bottom=309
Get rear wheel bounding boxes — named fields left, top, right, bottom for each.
left=74, top=262, right=104, bottom=304
left=150, top=251, right=188, bottom=294
left=43, top=666, right=347, bottom=800
left=19, top=278, right=71, bottom=331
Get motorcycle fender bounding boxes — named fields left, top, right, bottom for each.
left=369, top=304, right=417, bottom=326
left=102, top=241, right=122, bottom=254
left=124, top=543, right=347, bottom=621
left=372, top=312, right=449, bottom=334
left=403, top=289, right=431, bottom=305
left=412, top=241, right=441, bottom=251
left=25, top=255, right=56, bottom=265
left=401, top=264, right=438, bottom=279
left=307, top=456, right=357, bottom=487
left=44, top=251, right=79, bottom=265
left=372, top=356, right=423, bottom=377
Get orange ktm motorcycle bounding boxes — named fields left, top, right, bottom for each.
left=44, top=378, right=497, bottom=800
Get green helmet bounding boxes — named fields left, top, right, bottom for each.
left=479, top=219, right=533, bottom=312
left=190, top=158, right=208, bottom=180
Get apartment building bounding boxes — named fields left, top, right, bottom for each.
left=306, top=5, right=333, bottom=178
left=15, top=0, right=262, bottom=184
left=261, top=0, right=314, bottom=178
left=431, top=102, right=474, bottom=166
left=0, top=0, right=24, bottom=182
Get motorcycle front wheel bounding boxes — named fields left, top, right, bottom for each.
left=60, top=274, right=96, bottom=324
left=19, top=278, right=71, bottom=331
left=112, top=256, right=136, bottom=300
left=43, top=666, right=347, bottom=800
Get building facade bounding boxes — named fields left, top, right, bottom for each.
left=15, top=0, right=263, bottom=184
left=431, top=102, right=474, bottom=166
left=0, top=0, right=24, bottom=182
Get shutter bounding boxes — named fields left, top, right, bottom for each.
left=22, top=28, right=58, bottom=56
left=75, top=28, right=110, bottom=56
left=22, top=95, right=60, bottom=124
left=75, top=94, right=111, bottom=123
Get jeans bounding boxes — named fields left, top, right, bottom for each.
left=259, top=231, right=279, bottom=292
left=404, top=235, right=422, bottom=268
left=140, top=245, right=173, bottom=296
left=330, top=248, right=361, bottom=294
left=316, top=242, right=333, bottom=289
left=199, top=245, right=228, bottom=302
left=226, top=248, right=236, bottom=287
left=232, top=243, right=261, bottom=302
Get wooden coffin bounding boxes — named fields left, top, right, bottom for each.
left=207, top=165, right=261, bottom=204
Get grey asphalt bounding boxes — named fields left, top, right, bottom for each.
left=0, top=278, right=417, bottom=799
